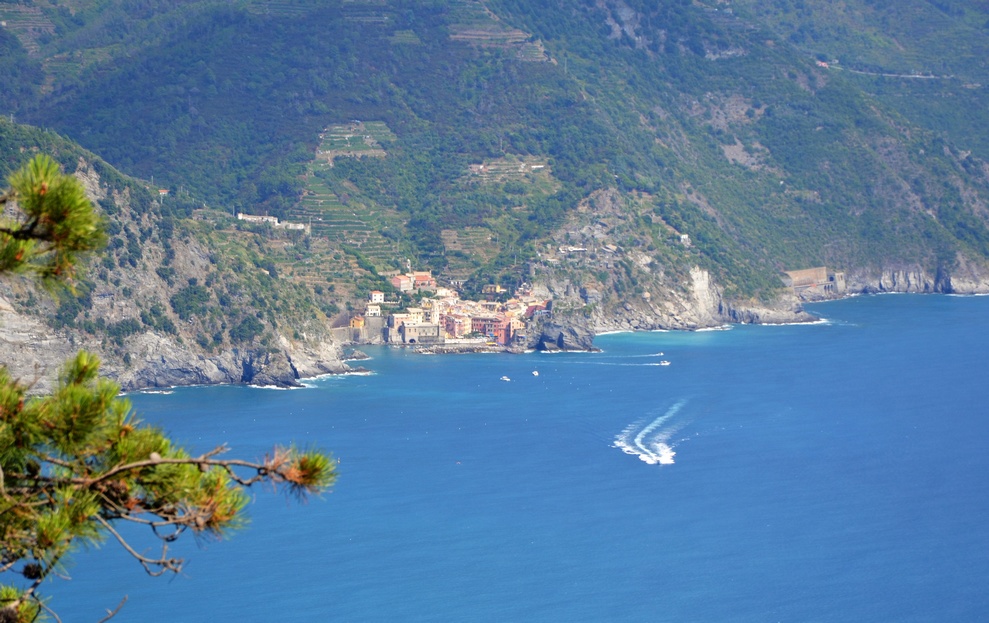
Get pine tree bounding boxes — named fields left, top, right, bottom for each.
left=0, top=156, right=336, bottom=622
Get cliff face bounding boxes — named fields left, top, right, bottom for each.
left=824, top=254, right=989, bottom=297
left=525, top=316, right=597, bottom=352
left=526, top=188, right=818, bottom=341
left=0, top=290, right=350, bottom=393
left=532, top=264, right=814, bottom=338
left=0, top=157, right=352, bottom=393
left=531, top=257, right=989, bottom=349
left=0, top=293, right=81, bottom=393
left=524, top=186, right=989, bottom=347
left=106, top=332, right=351, bottom=391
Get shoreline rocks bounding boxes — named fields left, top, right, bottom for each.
left=526, top=317, right=598, bottom=352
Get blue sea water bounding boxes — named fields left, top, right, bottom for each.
left=52, top=294, right=989, bottom=621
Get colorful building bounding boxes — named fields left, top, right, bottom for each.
left=391, top=275, right=413, bottom=292
left=471, top=314, right=511, bottom=345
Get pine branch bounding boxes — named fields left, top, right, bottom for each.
left=94, top=516, right=182, bottom=577
left=95, top=596, right=128, bottom=623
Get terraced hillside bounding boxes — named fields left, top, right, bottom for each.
left=286, top=122, right=408, bottom=275
left=0, top=4, right=53, bottom=56
left=315, top=121, right=393, bottom=163
left=466, top=155, right=555, bottom=186
left=447, top=0, right=550, bottom=60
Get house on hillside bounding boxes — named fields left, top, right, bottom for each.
left=237, top=212, right=308, bottom=232
left=237, top=213, right=279, bottom=225
left=412, top=271, right=436, bottom=290
left=482, top=284, right=507, bottom=301
left=391, top=275, right=413, bottom=292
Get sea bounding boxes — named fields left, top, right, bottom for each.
left=51, top=294, right=989, bottom=622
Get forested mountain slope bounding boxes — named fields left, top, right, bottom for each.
left=3, top=0, right=989, bottom=348
left=732, top=0, right=989, bottom=160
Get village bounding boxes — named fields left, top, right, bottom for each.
left=347, top=269, right=551, bottom=348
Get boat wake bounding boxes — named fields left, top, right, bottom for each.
left=554, top=360, right=672, bottom=368
left=613, top=400, right=688, bottom=465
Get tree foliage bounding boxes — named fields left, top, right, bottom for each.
left=0, top=154, right=105, bottom=290
left=0, top=156, right=336, bottom=622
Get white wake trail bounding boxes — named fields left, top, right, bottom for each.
left=614, top=400, right=688, bottom=465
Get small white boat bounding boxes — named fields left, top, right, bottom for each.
left=532, top=370, right=539, bottom=376
left=500, top=376, right=511, bottom=382
left=659, top=361, right=671, bottom=366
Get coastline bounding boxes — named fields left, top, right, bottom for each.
left=252, top=286, right=989, bottom=386
left=7, top=270, right=989, bottom=393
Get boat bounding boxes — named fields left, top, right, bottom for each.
left=532, top=370, right=539, bottom=376
left=659, top=361, right=671, bottom=366
left=500, top=376, right=511, bottom=382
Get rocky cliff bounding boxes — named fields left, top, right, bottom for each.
left=0, top=156, right=353, bottom=394
left=0, top=289, right=352, bottom=393
left=522, top=187, right=989, bottom=349
left=844, top=257, right=989, bottom=296
left=525, top=189, right=818, bottom=344
left=529, top=264, right=815, bottom=342
left=525, top=315, right=597, bottom=352
left=777, top=253, right=989, bottom=301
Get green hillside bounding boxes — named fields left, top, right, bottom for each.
left=3, top=0, right=989, bottom=304
left=731, top=0, right=989, bottom=162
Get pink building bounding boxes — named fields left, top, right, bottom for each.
left=390, top=275, right=413, bottom=292
left=443, top=314, right=470, bottom=338
left=471, top=314, right=511, bottom=345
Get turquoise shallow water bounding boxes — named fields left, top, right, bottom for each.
left=51, top=294, right=989, bottom=621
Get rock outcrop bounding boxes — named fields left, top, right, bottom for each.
left=530, top=262, right=816, bottom=344
left=0, top=294, right=81, bottom=394
left=526, top=316, right=597, bottom=351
